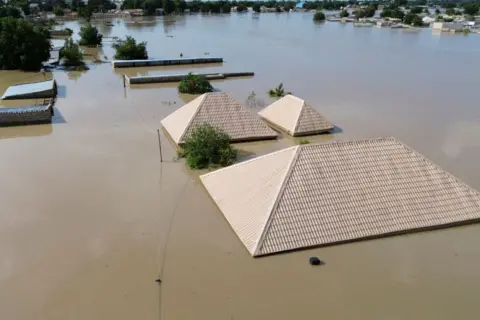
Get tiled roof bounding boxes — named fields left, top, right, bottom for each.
left=258, top=95, right=333, bottom=136
left=161, top=92, right=277, bottom=144
left=201, top=137, right=480, bottom=256
left=294, top=103, right=334, bottom=135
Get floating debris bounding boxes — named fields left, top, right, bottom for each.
left=309, top=257, right=323, bottom=266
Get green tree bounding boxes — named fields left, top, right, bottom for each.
left=381, top=8, right=405, bottom=20
left=435, top=8, right=440, bottom=15
left=313, top=10, right=325, bottom=21
left=404, top=13, right=423, bottom=26
left=162, top=0, right=175, bottom=14
left=0, top=6, right=21, bottom=18
left=0, top=17, right=50, bottom=71
left=364, top=6, right=376, bottom=17
left=178, top=124, right=237, bottom=169
left=236, top=4, right=247, bottom=12
left=79, top=23, right=102, bottom=46
left=78, top=6, right=93, bottom=21
left=340, top=9, right=349, bottom=18
left=252, top=3, right=261, bottom=13
left=354, top=9, right=366, bottom=19
left=411, top=14, right=423, bottom=26
left=463, top=3, right=479, bottom=16
left=178, top=73, right=213, bottom=94
left=445, top=8, right=455, bottom=15
left=221, top=3, right=231, bottom=13
left=112, top=36, right=148, bottom=60
left=380, top=9, right=391, bottom=18
left=6, top=0, right=30, bottom=15
left=174, top=0, right=187, bottom=13
left=410, top=6, right=422, bottom=14
left=54, top=5, right=64, bottom=16
left=60, top=38, right=86, bottom=67
left=441, top=3, right=457, bottom=9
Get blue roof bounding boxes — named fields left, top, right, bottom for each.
left=295, top=1, right=304, bottom=8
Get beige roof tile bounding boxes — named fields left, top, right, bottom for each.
left=258, top=95, right=333, bottom=136
left=201, top=146, right=298, bottom=253
left=200, top=137, right=480, bottom=257
left=161, top=92, right=277, bottom=144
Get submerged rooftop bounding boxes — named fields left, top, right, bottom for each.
left=258, top=94, right=334, bottom=136
left=1, top=79, right=57, bottom=100
left=201, top=137, right=480, bottom=256
left=161, top=92, right=277, bottom=144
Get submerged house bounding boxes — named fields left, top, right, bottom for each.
left=201, top=137, right=480, bottom=257
left=1, top=79, right=57, bottom=100
left=161, top=92, right=277, bottom=145
left=433, top=22, right=464, bottom=32
left=258, top=94, right=334, bottom=136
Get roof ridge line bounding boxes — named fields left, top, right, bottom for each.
left=292, top=100, right=307, bottom=134
left=253, top=145, right=302, bottom=256
left=178, top=93, right=207, bottom=143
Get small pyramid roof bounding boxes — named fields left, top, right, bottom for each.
left=258, top=95, right=334, bottom=136
left=161, top=92, right=277, bottom=144
left=201, top=137, right=480, bottom=256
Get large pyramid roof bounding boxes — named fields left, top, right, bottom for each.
left=161, top=92, right=277, bottom=144
left=201, top=137, right=480, bottom=256
left=258, top=95, right=334, bottom=136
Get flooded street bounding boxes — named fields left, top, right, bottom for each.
left=1, top=12, right=480, bottom=319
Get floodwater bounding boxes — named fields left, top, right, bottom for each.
left=1, top=12, right=480, bottom=320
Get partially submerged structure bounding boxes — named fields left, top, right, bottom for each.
left=161, top=92, right=277, bottom=144
left=1, top=79, right=57, bottom=100
left=112, top=57, right=223, bottom=68
left=433, top=22, right=464, bottom=32
left=201, top=137, right=480, bottom=256
left=258, top=94, right=334, bottom=136
left=126, top=72, right=253, bottom=85
left=0, top=99, right=54, bottom=126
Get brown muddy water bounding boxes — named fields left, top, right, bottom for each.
left=1, top=13, right=480, bottom=320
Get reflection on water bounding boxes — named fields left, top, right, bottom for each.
left=0, top=124, right=53, bottom=139
left=1, top=12, right=480, bottom=320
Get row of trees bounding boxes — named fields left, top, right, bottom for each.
left=118, top=1, right=480, bottom=16
left=0, top=17, right=51, bottom=70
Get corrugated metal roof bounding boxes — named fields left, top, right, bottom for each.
left=258, top=95, right=333, bottom=136
left=1, top=79, right=56, bottom=100
left=161, top=92, right=278, bottom=144
left=200, top=137, right=480, bottom=257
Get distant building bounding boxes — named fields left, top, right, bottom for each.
left=422, top=16, right=435, bottom=24
left=295, top=1, right=305, bottom=9
left=377, top=20, right=392, bottom=27
left=433, top=22, right=464, bottom=32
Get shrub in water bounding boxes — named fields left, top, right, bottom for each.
left=177, top=124, right=237, bottom=169
left=268, top=82, right=291, bottom=98
left=112, top=36, right=148, bottom=60
left=61, top=38, right=86, bottom=68
left=79, top=24, right=102, bottom=46
left=178, top=73, right=213, bottom=94
left=313, top=11, right=325, bottom=21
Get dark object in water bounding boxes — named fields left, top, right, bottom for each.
left=309, top=257, right=323, bottom=266
left=155, top=279, right=162, bottom=284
